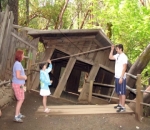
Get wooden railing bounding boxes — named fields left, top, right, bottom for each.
left=88, top=73, right=150, bottom=121
left=0, top=80, right=11, bottom=87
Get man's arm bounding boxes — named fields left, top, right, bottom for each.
left=109, top=45, right=115, bottom=60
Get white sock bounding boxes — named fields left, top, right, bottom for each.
left=15, top=115, right=18, bottom=118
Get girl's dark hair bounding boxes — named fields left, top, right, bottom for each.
left=116, top=44, right=124, bottom=51
left=39, top=63, right=45, bottom=70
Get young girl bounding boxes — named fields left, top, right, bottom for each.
left=39, top=59, right=52, bottom=113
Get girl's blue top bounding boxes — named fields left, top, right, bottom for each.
left=40, top=64, right=52, bottom=90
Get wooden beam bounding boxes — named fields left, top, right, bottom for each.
left=13, top=24, right=36, bottom=31
left=32, top=46, right=111, bottom=65
left=36, top=104, right=134, bottom=115
left=31, top=47, right=55, bottom=90
left=0, top=5, right=9, bottom=51
left=135, top=74, right=143, bottom=121
left=43, top=35, right=95, bottom=41
left=88, top=80, right=94, bottom=103
left=53, top=57, right=76, bottom=98
left=47, top=46, right=115, bottom=74
left=0, top=80, right=10, bottom=86
left=0, top=11, right=14, bottom=79
left=78, top=51, right=102, bottom=101
left=93, top=39, right=102, bottom=48
left=27, top=38, right=39, bottom=90
left=11, top=32, right=37, bottom=50
left=28, top=29, right=99, bottom=35
left=99, top=64, right=114, bottom=73
left=92, top=93, right=136, bottom=103
left=55, top=46, right=95, bottom=66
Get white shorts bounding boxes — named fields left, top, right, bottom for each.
left=40, top=89, right=51, bottom=96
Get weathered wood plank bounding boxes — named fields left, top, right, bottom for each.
left=27, top=38, right=39, bottom=90
left=135, top=74, right=143, bottom=121
left=31, top=47, right=55, bottom=90
left=36, top=104, right=134, bottom=115
left=11, top=32, right=37, bottom=50
left=1, top=11, right=14, bottom=79
left=53, top=57, right=76, bottom=98
left=0, top=5, right=9, bottom=51
left=28, top=29, right=99, bottom=35
left=0, top=11, right=5, bottom=24
left=78, top=51, right=102, bottom=101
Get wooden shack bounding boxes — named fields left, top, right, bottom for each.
left=28, top=29, right=115, bottom=101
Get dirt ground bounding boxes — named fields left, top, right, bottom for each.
left=0, top=92, right=150, bottom=130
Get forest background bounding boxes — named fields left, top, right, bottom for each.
left=0, top=0, right=150, bottom=86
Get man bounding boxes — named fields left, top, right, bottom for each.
left=109, top=44, right=128, bottom=112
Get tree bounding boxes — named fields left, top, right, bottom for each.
left=26, top=0, right=29, bottom=25
left=54, top=0, right=69, bottom=29
left=8, top=0, right=18, bottom=24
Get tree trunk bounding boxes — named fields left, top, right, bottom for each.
left=8, top=0, right=18, bottom=24
left=55, top=0, right=69, bottom=29
left=107, top=23, right=112, bottom=39
left=69, top=13, right=77, bottom=29
left=126, top=44, right=150, bottom=90
left=127, top=44, right=150, bottom=110
left=79, top=9, right=90, bottom=29
left=0, top=1, right=2, bottom=12
left=26, top=0, right=29, bottom=26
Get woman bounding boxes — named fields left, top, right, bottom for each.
left=12, top=50, right=27, bottom=123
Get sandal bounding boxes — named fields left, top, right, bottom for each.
left=44, top=108, right=50, bottom=113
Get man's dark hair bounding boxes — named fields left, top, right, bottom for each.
left=116, top=44, right=124, bottom=51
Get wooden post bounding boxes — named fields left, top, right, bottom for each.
left=31, top=47, right=55, bottom=90
left=78, top=51, right=102, bottom=101
left=88, top=80, right=93, bottom=103
left=135, top=74, right=143, bottom=121
left=27, top=50, right=32, bottom=91
left=53, top=57, right=76, bottom=98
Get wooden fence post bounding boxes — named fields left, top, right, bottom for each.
left=88, top=80, right=93, bottom=103
left=135, top=74, right=143, bottom=121
left=27, top=50, right=32, bottom=91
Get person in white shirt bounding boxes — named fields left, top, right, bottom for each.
left=109, top=44, right=128, bottom=112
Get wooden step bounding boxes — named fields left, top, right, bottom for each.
left=36, top=104, right=134, bottom=115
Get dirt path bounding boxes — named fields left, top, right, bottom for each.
left=0, top=92, right=150, bottom=130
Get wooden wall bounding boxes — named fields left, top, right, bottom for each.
left=36, top=34, right=115, bottom=100
left=0, top=6, right=39, bottom=88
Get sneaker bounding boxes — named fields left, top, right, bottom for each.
left=114, top=104, right=121, bottom=109
left=44, top=108, right=50, bottom=113
left=18, top=113, right=25, bottom=118
left=116, top=107, right=126, bottom=113
left=14, top=116, right=23, bottom=123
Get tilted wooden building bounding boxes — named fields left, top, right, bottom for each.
left=28, top=29, right=115, bottom=101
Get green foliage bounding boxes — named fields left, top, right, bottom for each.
left=17, top=0, right=150, bottom=85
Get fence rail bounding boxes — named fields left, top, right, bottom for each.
left=0, top=80, right=10, bottom=87
left=88, top=73, right=150, bottom=121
